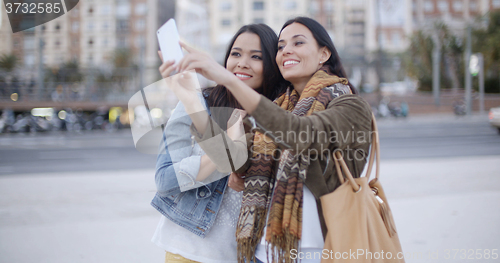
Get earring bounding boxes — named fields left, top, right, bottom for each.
left=319, top=61, right=324, bottom=64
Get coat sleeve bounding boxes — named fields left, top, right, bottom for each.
left=250, top=94, right=372, bottom=154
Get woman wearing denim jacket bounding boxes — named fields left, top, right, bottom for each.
left=151, top=24, right=287, bottom=263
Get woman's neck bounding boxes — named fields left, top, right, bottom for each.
left=291, top=81, right=308, bottom=96
left=291, top=71, right=320, bottom=95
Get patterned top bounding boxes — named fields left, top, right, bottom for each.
left=152, top=187, right=242, bottom=263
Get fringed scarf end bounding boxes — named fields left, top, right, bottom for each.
left=266, top=229, right=300, bottom=263
left=236, top=208, right=269, bottom=263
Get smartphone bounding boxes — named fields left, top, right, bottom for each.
left=157, top=19, right=183, bottom=66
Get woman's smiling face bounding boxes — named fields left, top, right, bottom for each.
left=226, top=32, right=264, bottom=90
left=276, top=23, right=331, bottom=90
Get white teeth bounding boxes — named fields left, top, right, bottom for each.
left=236, top=74, right=251, bottom=78
left=284, top=60, right=299, bottom=66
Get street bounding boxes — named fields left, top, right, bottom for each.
left=1, top=114, right=499, bottom=175
left=0, top=114, right=499, bottom=262
left=377, top=114, right=500, bottom=159
left=0, top=130, right=157, bottom=175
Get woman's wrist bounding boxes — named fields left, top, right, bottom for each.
left=184, top=99, right=206, bottom=115
left=174, top=91, right=197, bottom=105
left=225, top=77, right=260, bottom=114
left=220, top=71, right=240, bottom=89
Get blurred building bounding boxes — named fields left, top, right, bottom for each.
left=2, top=0, right=500, bottom=93
left=69, top=0, right=160, bottom=80
left=0, top=4, right=14, bottom=56
left=411, top=0, right=496, bottom=34
left=201, top=0, right=309, bottom=60
left=176, top=0, right=211, bottom=53
left=36, top=13, right=73, bottom=66
left=368, top=0, right=413, bottom=53
left=0, top=16, right=36, bottom=71
left=169, top=0, right=500, bottom=91
left=0, top=0, right=169, bottom=86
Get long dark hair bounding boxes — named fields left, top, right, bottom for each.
left=204, top=24, right=287, bottom=109
left=280, top=17, right=357, bottom=94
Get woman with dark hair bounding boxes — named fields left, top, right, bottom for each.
left=174, top=17, right=373, bottom=263
left=203, top=24, right=287, bottom=111
left=151, top=24, right=286, bottom=263
left=279, top=17, right=357, bottom=94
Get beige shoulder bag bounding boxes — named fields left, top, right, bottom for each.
left=320, top=115, right=405, bottom=262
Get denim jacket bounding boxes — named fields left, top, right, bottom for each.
left=151, top=94, right=231, bottom=237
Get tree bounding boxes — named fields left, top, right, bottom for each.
left=435, top=23, right=464, bottom=93
left=0, top=54, right=18, bottom=98
left=59, top=60, right=83, bottom=83
left=404, top=31, right=434, bottom=91
left=404, top=24, right=464, bottom=92
left=45, top=60, right=83, bottom=83
left=111, top=48, right=138, bottom=92
left=0, top=54, right=18, bottom=74
left=473, top=10, right=500, bottom=93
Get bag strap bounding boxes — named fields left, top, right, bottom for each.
left=364, top=113, right=380, bottom=180
left=334, top=151, right=360, bottom=191
left=333, top=153, right=345, bottom=184
left=334, top=114, right=380, bottom=191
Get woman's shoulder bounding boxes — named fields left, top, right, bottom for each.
left=317, top=82, right=350, bottom=99
left=325, top=93, right=372, bottom=116
left=320, top=81, right=363, bottom=106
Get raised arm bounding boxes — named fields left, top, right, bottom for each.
left=174, top=44, right=372, bottom=153
left=175, top=42, right=261, bottom=115
left=157, top=51, right=249, bottom=193
left=247, top=94, right=372, bottom=152
left=155, top=100, right=226, bottom=194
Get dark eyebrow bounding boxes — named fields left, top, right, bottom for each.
left=231, top=47, right=262, bottom=53
left=292, top=34, right=307, bottom=39
left=278, top=34, right=307, bottom=42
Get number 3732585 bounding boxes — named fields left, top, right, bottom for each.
left=5, top=2, right=62, bottom=14
left=444, top=249, right=498, bottom=260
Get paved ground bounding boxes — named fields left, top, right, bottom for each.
left=0, top=113, right=499, bottom=262
left=0, top=155, right=498, bottom=263
left=383, top=155, right=500, bottom=263
left=0, top=169, right=162, bottom=263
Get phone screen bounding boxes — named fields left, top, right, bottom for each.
left=157, top=19, right=183, bottom=66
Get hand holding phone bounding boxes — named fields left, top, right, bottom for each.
left=157, top=19, right=183, bottom=66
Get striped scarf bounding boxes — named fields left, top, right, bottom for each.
left=236, top=69, right=351, bottom=263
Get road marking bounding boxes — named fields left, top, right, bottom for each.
left=0, top=166, right=14, bottom=173
left=38, top=151, right=82, bottom=159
